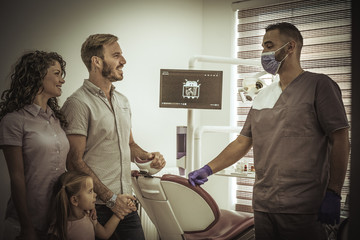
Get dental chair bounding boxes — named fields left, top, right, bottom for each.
left=132, top=158, right=255, bottom=240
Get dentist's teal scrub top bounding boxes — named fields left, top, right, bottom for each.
left=241, top=71, right=349, bottom=214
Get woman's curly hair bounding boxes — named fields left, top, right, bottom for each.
left=0, top=50, right=68, bottom=128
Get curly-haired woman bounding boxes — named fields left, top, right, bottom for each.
left=0, top=51, right=69, bottom=240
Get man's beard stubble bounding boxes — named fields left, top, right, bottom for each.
left=102, top=61, right=122, bottom=82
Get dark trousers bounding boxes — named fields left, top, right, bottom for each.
left=95, top=204, right=145, bottom=240
left=254, top=211, right=327, bottom=240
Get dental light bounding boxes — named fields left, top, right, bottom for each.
left=238, top=71, right=269, bottom=102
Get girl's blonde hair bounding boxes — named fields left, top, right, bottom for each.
left=51, top=171, right=91, bottom=240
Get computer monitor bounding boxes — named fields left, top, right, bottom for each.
left=159, top=69, right=223, bottom=109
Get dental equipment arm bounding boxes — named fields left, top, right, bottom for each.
left=186, top=55, right=262, bottom=174
left=188, top=135, right=252, bottom=185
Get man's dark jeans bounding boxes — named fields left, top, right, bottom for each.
left=95, top=204, right=145, bottom=240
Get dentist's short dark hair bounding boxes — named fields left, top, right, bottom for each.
left=266, top=22, right=303, bottom=52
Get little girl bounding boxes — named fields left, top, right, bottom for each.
left=49, top=171, right=135, bottom=240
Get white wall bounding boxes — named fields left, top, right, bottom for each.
left=199, top=0, right=238, bottom=211
left=0, top=0, right=237, bottom=234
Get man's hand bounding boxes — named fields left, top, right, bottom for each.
left=318, top=190, right=341, bottom=225
left=111, top=194, right=137, bottom=220
left=146, top=152, right=166, bottom=169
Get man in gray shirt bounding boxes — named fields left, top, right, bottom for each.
left=62, top=34, right=166, bottom=240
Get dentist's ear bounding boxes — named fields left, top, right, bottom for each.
left=288, top=40, right=296, bottom=53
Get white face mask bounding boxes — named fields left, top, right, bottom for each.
left=261, top=42, right=290, bottom=75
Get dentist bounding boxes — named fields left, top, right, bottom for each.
left=188, top=22, right=350, bottom=240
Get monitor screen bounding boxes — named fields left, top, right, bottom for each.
left=159, top=69, right=223, bottom=109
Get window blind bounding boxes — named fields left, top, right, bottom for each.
left=235, top=0, right=351, bottom=213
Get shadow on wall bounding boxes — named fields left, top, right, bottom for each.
left=0, top=156, right=9, bottom=236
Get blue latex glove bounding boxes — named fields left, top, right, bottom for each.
left=188, top=165, right=213, bottom=186
left=318, top=190, right=341, bottom=225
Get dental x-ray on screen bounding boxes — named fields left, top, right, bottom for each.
left=159, top=69, right=223, bottom=109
